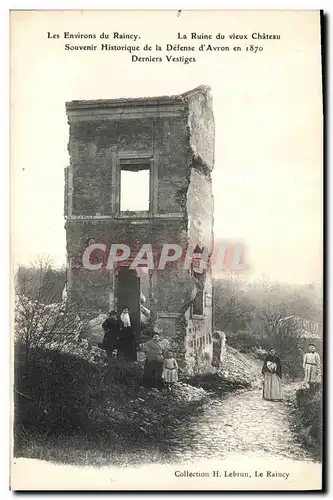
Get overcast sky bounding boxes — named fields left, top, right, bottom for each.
left=11, top=10, right=323, bottom=284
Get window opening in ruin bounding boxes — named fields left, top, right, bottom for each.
left=192, top=270, right=205, bottom=316
left=120, top=161, right=150, bottom=212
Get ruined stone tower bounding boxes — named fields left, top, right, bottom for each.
left=65, top=86, right=215, bottom=372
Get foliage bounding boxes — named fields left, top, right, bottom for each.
left=15, top=293, right=89, bottom=373
left=213, top=275, right=322, bottom=379
left=14, top=338, right=211, bottom=462
left=224, top=324, right=303, bottom=379
left=259, top=315, right=304, bottom=379
left=213, top=275, right=253, bottom=332
left=15, top=257, right=66, bottom=304
left=226, top=331, right=261, bottom=354
left=14, top=257, right=90, bottom=377
left=14, top=342, right=105, bottom=436
left=292, top=386, right=322, bottom=460
left=213, top=276, right=322, bottom=335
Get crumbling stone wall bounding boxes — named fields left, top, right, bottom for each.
left=181, top=87, right=215, bottom=368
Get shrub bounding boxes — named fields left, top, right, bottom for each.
left=293, top=386, right=322, bottom=459
left=226, top=331, right=261, bottom=354
left=14, top=340, right=211, bottom=463
left=14, top=342, right=106, bottom=437
left=107, top=357, right=143, bottom=388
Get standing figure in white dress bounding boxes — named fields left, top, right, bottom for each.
left=303, top=343, right=321, bottom=389
left=162, top=350, right=179, bottom=391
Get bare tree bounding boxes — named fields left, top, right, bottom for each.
left=14, top=256, right=88, bottom=375
left=258, top=281, right=304, bottom=379
left=260, top=304, right=291, bottom=337
left=16, top=256, right=66, bottom=304
left=213, top=274, right=253, bottom=332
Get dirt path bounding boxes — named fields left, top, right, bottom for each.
left=168, top=385, right=312, bottom=463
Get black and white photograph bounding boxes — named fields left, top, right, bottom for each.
left=10, top=9, right=323, bottom=491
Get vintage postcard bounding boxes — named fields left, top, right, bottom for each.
left=10, top=9, right=323, bottom=491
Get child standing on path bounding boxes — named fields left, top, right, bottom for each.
left=162, top=350, right=178, bottom=391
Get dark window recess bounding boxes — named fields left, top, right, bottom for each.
left=120, top=161, right=150, bottom=212
left=192, top=270, right=205, bottom=316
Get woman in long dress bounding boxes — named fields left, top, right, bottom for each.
left=101, top=311, right=120, bottom=365
left=303, top=343, right=321, bottom=389
left=262, top=348, right=283, bottom=401
left=141, top=333, right=165, bottom=389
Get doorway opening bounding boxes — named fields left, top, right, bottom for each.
left=117, top=267, right=141, bottom=342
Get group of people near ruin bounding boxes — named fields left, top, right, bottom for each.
left=140, top=333, right=179, bottom=390
left=101, top=308, right=321, bottom=397
left=261, top=344, right=321, bottom=402
left=101, top=308, right=136, bottom=361
left=100, top=309, right=179, bottom=391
